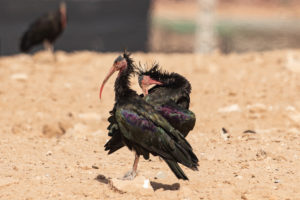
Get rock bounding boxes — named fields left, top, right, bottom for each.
left=243, top=130, right=256, bottom=134
left=218, top=104, right=241, bottom=113
left=236, top=175, right=243, bottom=179
left=220, top=128, right=230, bottom=141
left=143, top=179, right=150, bottom=189
left=92, top=165, right=99, bottom=169
left=155, top=171, right=166, bottom=179
left=46, top=151, right=52, bottom=156
left=10, top=73, right=28, bottom=81
left=274, top=179, right=280, bottom=183
left=109, top=176, right=154, bottom=195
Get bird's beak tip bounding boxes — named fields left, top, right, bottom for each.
left=99, top=65, right=116, bottom=101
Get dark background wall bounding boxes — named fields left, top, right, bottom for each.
left=0, top=0, right=151, bottom=55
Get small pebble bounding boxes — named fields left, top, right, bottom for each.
left=243, top=130, right=256, bottom=134
left=143, top=179, right=150, bottom=189
left=221, top=128, right=230, bottom=141
left=155, top=171, right=166, bottom=179
left=218, top=104, right=241, bottom=113
left=222, top=127, right=228, bottom=133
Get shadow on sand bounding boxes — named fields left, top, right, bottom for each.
left=150, top=181, right=180, bottom=191
left=95, top=174, right=180, bottom=192
left=95, top=174, right=110, bottom=184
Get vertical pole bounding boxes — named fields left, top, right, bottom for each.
left=195, top=0, right=217, bottom=53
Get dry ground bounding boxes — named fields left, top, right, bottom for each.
left=0, top=50, right=300, bottom=199
left=153, top=0, right=300, bottom=20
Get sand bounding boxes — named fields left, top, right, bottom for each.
left=0, top=50, right=300, bottom=199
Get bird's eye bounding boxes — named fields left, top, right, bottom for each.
left=114, top=63, right=121, bottom=69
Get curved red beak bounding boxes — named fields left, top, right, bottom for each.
left=99, top=57, right=128, bottom=100
left=99, top=65, right=116, bottom=99
left=141, top=76, right=162, bottom=96
left=147, top=78, right=162, bottom=86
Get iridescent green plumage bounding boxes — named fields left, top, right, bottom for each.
left=103, top=52, right=198, bottom=180
left=105, top=63, right=196, bottom=154
left=137, top=64, right=196, bottom=137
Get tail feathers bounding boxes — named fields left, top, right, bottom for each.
left=104, top=134, right=124, bottom=154
left=106, top=142, right=124, bottom=155
left=172, top=142, right=199, bottom=170
left=187, top=147, right=199, bottom=169
left=164, top=158, right=188, bottom=180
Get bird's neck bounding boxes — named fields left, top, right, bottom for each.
left=114, top=66, right=136, bottom=102
left=60, top=8, right=67, bottom=29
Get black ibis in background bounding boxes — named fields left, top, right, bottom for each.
left=100, top=52, right=199, bottom=180
left=20, top=2, right=67, bottom=53
left=137, top=64, right=196, bottom=137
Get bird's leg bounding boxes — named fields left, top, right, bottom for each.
left=43, top=40, right=53, bottom=52
left=132, top=153, right=140, bottom=173
left=122, top=153, right=140, bottom=180
left=43, top=40, right=56, bottom=61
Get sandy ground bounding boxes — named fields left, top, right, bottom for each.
left=152, top=0, right=300, bottom=20
left=153, top=0, right=300, bottom=20
left=1, top=50, right=300, bottom=199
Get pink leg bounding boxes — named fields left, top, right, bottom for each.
left=122, top=153, right=140, bottom=180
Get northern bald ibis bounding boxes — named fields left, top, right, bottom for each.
left=100, top=52, right=198, bottom=180
left=20, top=2, right=67, bottom=53
left=137, top=64, right=196, bottom=137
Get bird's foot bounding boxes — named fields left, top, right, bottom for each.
left=120, top=170, right=137, bottom=180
